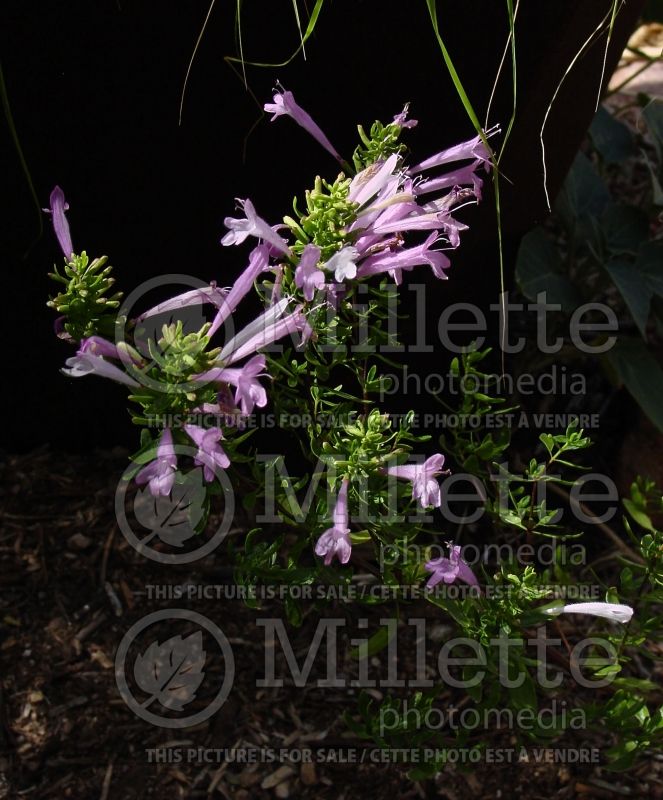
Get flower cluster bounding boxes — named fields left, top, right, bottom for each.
left=45, top=88, right=642, bottom=766
left=223, top=88, right=496, bottom=302
left=47, top=87, right=495, bottom=580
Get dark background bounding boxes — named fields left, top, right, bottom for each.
left=1, top=0, right=643, bottom=451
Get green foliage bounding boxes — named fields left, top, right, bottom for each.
left=516, top=104, right=663, bottom=431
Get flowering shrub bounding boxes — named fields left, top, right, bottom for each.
left=46, top=88, right=663, bottom=774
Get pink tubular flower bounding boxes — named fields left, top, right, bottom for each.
left=425, top=544, right=478, bottom=589
left=265, top=86, right=343, bottom=164
left=356, top=232, right=450, bottom=283
left=221, top=198, right=290, bottom=256
left=63, top=337, right=144, bottom=385
left=216, top=299, right=308, bottom=364
left=184, top=423, right=230, bottom=481
left=202, top=354, right=268, bottom=416
left=208, top=244, right=270, bottom=337
left=44, top=185, right=74, bottom=258
left=196, top=299, right=309, bottom=413
left=372, top=208, right=468, bottom=241
left=62, top=351, right=140, bottom=388
left=410, top=127, right=497, bottom=174
left=393, top=103, right=418, bottom=129
left=314, top=479, right=352, bottom=565
left=294, top=244, right=324, bottom=301
left=416, top=161, right=486, bottom=200
left=348, top=154, right=401, bottom=208
left=135, top=429, right=178, bottom=497
left=136, top=282, right=228, bottom=323
left=384, top=453, right=448, bottom=509
left=79, top=335, right=123, bottom=360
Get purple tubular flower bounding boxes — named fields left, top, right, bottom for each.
left=425, top=544, right=478, bottom=589
left=208, top=244, right=270, bottom=337
left=356, top=233, right=450, bottom=282
left=415, top=161, right=486, bottom=200
left=372, top=209, right=467, bottom=238
left=411, top=128, right=496, bottom=174
left=265, top=87, right=343, bottom=164
left=294, top=244, right=324, bottom=301
left=298, top=315, right=315, bottom=346
left=79, top=335, right=122, bottom=359
left=54, top=316, right=74, bottom=342
left=352, top=196, right=421, bottom=257
left=352, top=174, right=414, bottom=230
left=385, top=453, right=448, bottom=509
left=135, top=429, right=178, bottom=497
left=271, top=265, right=284, bottom=305
left=184, top=424, right=230, bottom=481
left=314, top=479, right=352, bottom=565
left=348, top=154, right=401, bottom=208
left=221, top=199, right=290, bottom=257
left=137, top=283, right=228, bottom=323
left=201, top=354, right=269, bottom=416
left=45, top=186, right=74, bottom=258
left=216, top=300, right=308, bottom=364
left=78, top=336, right=144, bottom=372
left=62, top=351, right=140, bottom=387
left=393, top=103, right=418, bottom=129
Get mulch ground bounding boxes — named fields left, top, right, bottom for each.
left=0, top=447, right=662, bottom=800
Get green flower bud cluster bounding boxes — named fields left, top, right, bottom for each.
left=128, top=321, right=220, bottom=422
left=47, top=252, right=122, bottom=339
left=323, top=409, right=402, bottom=481
left=352, top=119, right=408, bottom=172
left=147, top=321, right=220, bottom=381
left=284, top=174, right=358, bottom=261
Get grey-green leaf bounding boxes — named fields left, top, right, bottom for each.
left=601, top=203, right=649, bottom=255
left=636, top=241, right=663, bottom=297
left=606, top=337, right=663, bottom=432
left=604, top=258, right=652, bottom=338
left=556, top=152, right=610, bottom=232
left=516, top=228, right=580, bottom=312
left=589, top=106, right=635, bottom=164
left=643, top=100, right=663, bottom=162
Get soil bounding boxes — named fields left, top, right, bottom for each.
left=1, top=448, right=662, bottom=800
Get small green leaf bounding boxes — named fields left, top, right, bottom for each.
left=623, top=498, right=655, bottom=532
